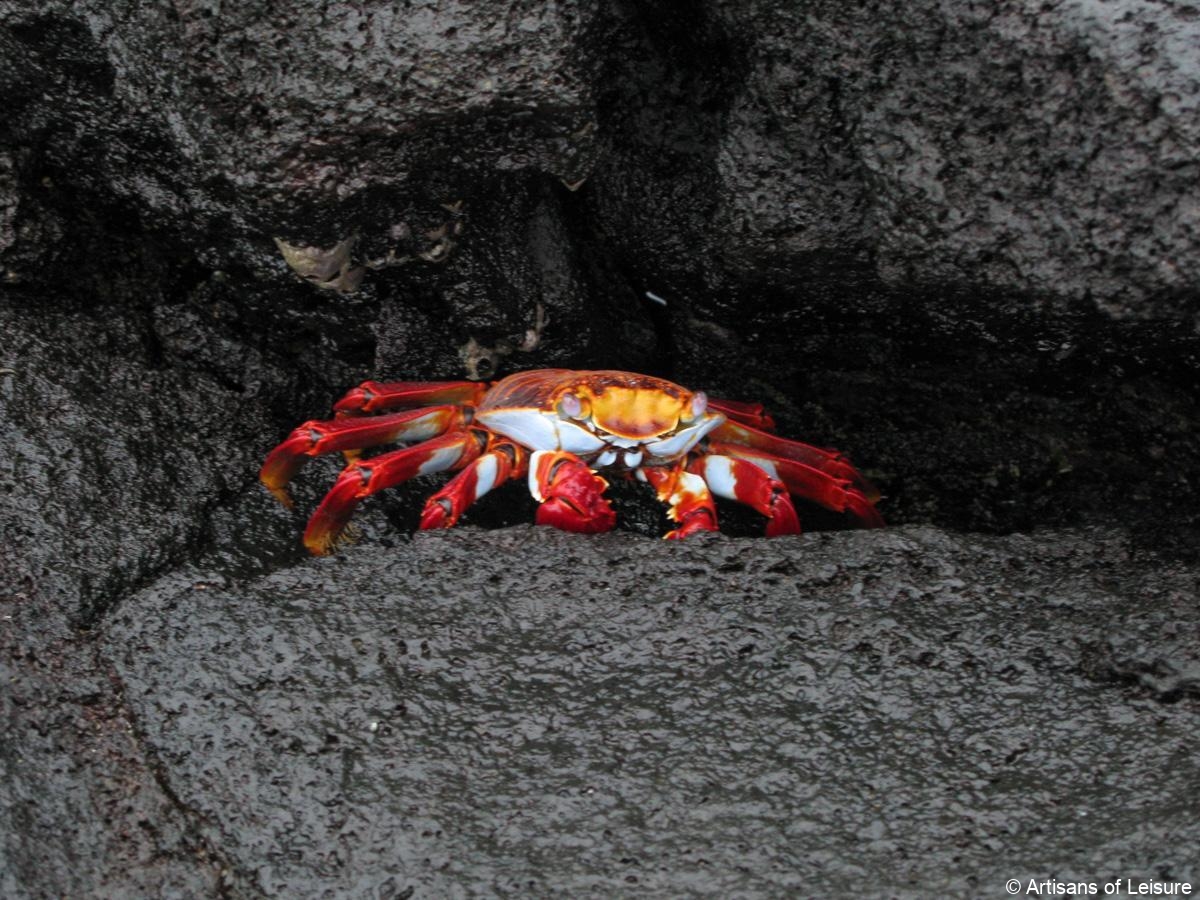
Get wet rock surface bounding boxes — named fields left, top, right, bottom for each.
left=0, top=296, right=274, bottom=897
left=2, top=0, right=1200, bottom=896
left=4, top=0, right=1200, bottom=321
left=103, top=526, right=1200, bottom=897
left=592, top=0, right=1200, bottom=319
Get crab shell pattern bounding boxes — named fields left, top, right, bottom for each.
left=260, top=368, right=883, bottom=554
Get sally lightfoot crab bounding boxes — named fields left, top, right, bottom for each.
left=261, top=369, right=884, bottom=554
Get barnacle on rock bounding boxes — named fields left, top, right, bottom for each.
left=276, top=201, right=465, bottom=291
left=458, top=303, right=548, bottom=380
left=274, top=236, right=364, bottom=294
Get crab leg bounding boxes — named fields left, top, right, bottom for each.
left=707, top=398, right=777, bottom=431
left=304, top=430, right=484, bottom=555
left=528, top=450, right=617, bottom=534
left=687, top=455, right=800, bottom=536
left=333, top=380, right=488, bottom=416
left=419, top=442, right=528, bottom=530
left=637, top=465, right=719, bottom=540
left=711, top=420, right=880, bottom=503
left=260, top=405, right=468, bottom=507
left=705, top=440, right=884, bottom=527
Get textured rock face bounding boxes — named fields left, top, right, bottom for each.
left=858, top=0, right=1200, bottom=318
left=1, top=0, right=598, bottom=239
left=1, top=0, right=609, bottom=376
left=4, top=0, right=1200, bottom=316
left=1, top=0, right=1199, bottom=897
left=102, top=526, right=1200, bottom=896
left=595, top=0, right=1200, bottom=318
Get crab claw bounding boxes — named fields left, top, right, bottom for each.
left=637, top=465, right=719, bottom=539
left=528, top=450, right=616, bottom=534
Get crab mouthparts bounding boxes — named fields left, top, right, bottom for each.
left=473, top=405, right=726, bottom=465
left=584, top=415, right=723, bottom=469
left=594, top=447, right=645, bottom=469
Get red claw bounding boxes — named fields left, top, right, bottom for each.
left=418, top=498, right=453, bottom=530
left=303, top=463, right=371, bottom=554
left=639, top=465, right=719, bottom=539
left=530, top=451, right=616, bottom=534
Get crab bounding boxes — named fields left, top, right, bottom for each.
left=260, top=368, right=883, bottom=554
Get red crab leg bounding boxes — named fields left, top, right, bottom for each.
left=304, top=430, right=484, bottom=555
left=333, top=380, right=488, bottom=416
left=419, top=442, right=528, bottom=530
left=260, top=405, right=467, bottom=507
left=687, top=455, right=800, bottom=537
left=710, top=420, right=880, bottom=503
left=707, top=398, right=777, bottom=431
left=528, top=450, right=617, bottom=534
left=637, top=465, right=719, bottom=540
left=705, top=440, right=884, bottom=528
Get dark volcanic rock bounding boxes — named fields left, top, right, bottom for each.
left=0, top=0, right=599, bottom=252
left=853, top=0, right=1200, bottom=319
left=0, top=1, right=609, bottom=380
left=5, top=0, right=1199, bottom=320
left=103, top=525, right=1200, bottom=897
left=0, top=290, right=281, bottom=896
left=593, top=0, right=1200, bottom=319
left=3, top=0, right=1200, bottom=897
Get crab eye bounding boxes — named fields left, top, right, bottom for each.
left=558, top=393, right=583, bottom=419
left=687, top=391, right=708, bottom=421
